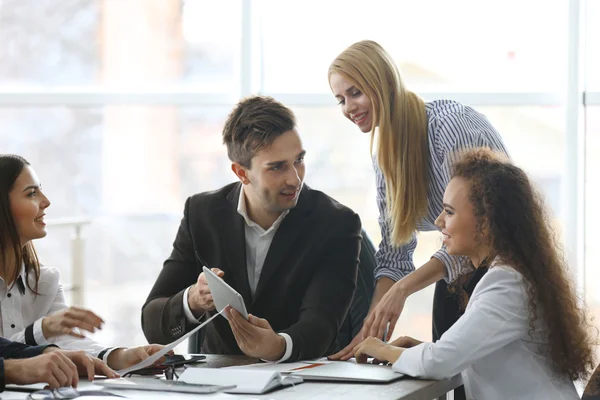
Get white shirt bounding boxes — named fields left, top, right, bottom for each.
left=183, top=187, right=293, bottom=362
left=392, top=265, right=579, bottom=400
left=0, top=264, right=118, bottom=362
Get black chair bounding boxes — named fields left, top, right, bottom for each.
left=336, top=228, right=376, bottom=349
left=188, top=228, right=377, bottom=354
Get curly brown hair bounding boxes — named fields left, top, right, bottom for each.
left=452, top=147, right=596, bottom=381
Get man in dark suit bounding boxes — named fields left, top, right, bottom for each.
left=142, top=96, right=361, bottom=362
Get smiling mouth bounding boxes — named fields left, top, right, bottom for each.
left=280, top=191, right=297, bottom=198
left=353, top=112, right=368, bottom=125
left=34, top=215, right=45, bottom=223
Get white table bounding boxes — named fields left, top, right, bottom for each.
left=2, top=355, right=462, bottom=400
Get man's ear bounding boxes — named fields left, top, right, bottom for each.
left=231, top=162, right=251, bottom=185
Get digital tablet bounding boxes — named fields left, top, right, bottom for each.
left=97, top=377, right=235, bottom=394
left=203, top=266, right=249, bottom=320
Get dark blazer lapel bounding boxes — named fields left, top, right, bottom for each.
left=218, top=183, right=253, bottom=306
left=253, top=186, right=313, bottom=301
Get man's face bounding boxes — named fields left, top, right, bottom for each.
left=242, top=129, right=306, bottom=217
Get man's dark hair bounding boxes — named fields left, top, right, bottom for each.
left=222, top=96, right=296, bottom=168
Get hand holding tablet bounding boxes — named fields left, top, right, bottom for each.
left=203, top=266, right=249, bottom=320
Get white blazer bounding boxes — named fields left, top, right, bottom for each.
left=392, top=265, right=579, bottom=400
left=0, top=265, right=115, bottom=360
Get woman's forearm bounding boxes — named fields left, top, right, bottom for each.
left=396, top=257, right=446, bottom=297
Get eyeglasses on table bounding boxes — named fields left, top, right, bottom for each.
left=27, top=387, right=125, bottom=400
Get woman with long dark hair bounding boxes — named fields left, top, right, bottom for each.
left=353, top=148, right=595, bottom=399
left=0, top=154, right=165, bottom=370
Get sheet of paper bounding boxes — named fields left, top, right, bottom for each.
left=117, top=310, right=223, bottom=376
left=303, top=357, right=332, bottom=364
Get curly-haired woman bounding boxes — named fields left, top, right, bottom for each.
left=354, top=148, right=596, bottom=399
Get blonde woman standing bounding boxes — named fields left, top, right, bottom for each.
left=328, top=41, right=510, bottom=370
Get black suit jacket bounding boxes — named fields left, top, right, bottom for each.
left=142, top=183, right=361, bottom=361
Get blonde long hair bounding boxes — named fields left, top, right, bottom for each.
left=329, top=40, right=429, bottom=245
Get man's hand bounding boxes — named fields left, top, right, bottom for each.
left=106, top=344, right=172, bottom=370
left=354, top=336, right=404, bottom=365
left=41, top=307, right=104, bottom=339
left=53, top=350, right=119, bottom=381
left=187, top=268, right=224, bottom=315
left=226, top=306, right=286, bottom=361
left=4, top=352, right=79, bottom=388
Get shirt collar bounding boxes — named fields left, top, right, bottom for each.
left=16, top=275, right=26, bottom=294
left=16, top=262, right=26, bottom=294
left=237, top=186, right=289, bottom=232
left=1, top=263, right=27, bottom=294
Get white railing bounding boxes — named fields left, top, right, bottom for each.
left=46, top=217, right=91, bottom=306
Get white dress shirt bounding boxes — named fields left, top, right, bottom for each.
left=392, top=265, right=579, bottom=400
left=0, top=264, right=118, bottom=362
left=183, top=187, right=293, bottom=362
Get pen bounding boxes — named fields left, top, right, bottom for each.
left=382, top=322, right=390, bottom=343
left=195, top=250, right=210, bottom=269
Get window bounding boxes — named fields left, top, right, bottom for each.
left=0, top=0, right=241, bottom=91
left=584, top=106, right=600, bottom=356
left=259, top=0, right=566, bottom=93
left=1, top=0, right=597, bottom=358
left=586, top=0, right=600, bottom=90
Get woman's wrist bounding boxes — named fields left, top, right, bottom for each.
left=40, top=317, right=51, bottom=339
left=394, top=278, right=412, bottom=299
left=383, top=344, right=404, bottom=364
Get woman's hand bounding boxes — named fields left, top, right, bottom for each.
left=370, top=335, right=422, bottom=365
left=4, top=351, right=79, bottom=388
left=41, top=307, right=104, bottom=339
left=329, top=284, right=408, bottom=361
left=43, top=348, right=119, bottom=382
left=389, top=335, right=423, bottom=348
left=354, top=336, right=404, bottom=365
left=106, top=344, right=172, bottom=370
left=363, top=282, right=409, bottom=342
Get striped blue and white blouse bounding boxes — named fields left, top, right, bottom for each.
left=374, top=99, right=509, bottom=283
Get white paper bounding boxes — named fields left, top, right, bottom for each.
left=303, top=357, right=332, bottom=364
left=117, top=310, right=223, bottom=376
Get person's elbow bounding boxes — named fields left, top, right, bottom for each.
left=140, top=299, right=168, bottom=344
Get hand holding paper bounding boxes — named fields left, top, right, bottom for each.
left=108, top=344, right=172, bottom=370
left=117, top=310, right=223, bottom=376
